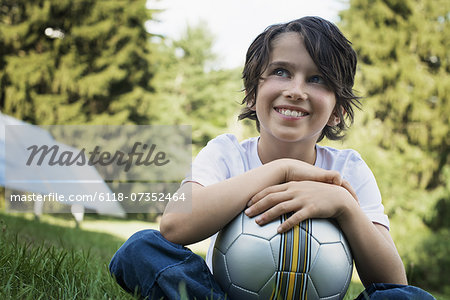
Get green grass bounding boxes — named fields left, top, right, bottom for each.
left=0, top=212, right=136, bottom=299
left=2, top=212, right=445, bottom=299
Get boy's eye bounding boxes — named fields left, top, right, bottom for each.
left=309, top=75, right=326, bottom=84
left=272, top=68, right=290, bottom=78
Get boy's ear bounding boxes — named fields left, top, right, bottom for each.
left=327, top=107, right=343, bottom=126
left=245, top=90, right=256, bottom=111
left=248, top=101, right=256, bottom=111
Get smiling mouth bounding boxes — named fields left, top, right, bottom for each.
left=275, top=108, right=309, bottom=117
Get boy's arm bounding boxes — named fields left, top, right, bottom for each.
left=160, top=158, right=346, bottom=245
left=246, top=181, right=407, bottom=286
left=337, top=198, right=408, bottom=286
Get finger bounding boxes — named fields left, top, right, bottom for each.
left=311, top=169, right=342, bottom=185
left=277, top=210, right=308, bottom=233
left=245, top=189, right=289, bottom=217
left=254, top=199, right=300, bottom=225
left=247, top=183, right=288, bottom=207
left=325, top=170, right=342, bottom=185
left=255, top=200, right=303, bottom=225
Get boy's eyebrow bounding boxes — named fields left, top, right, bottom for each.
left=267, top=61, right=293, bottom=69
left=267, top=60, right=321, bottom=74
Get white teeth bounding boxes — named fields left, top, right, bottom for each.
left=278, top=108, right=306, bottom=117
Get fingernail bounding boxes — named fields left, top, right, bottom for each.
left=246, top=200, right=252, bottom=207
left=277, top=225, right=283, bottom=233
left=255, top=216, right=262, bottom=223
left=244, top=208, right=251, bottom=215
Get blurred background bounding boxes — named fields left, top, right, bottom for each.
left=0, top=0, right=449, bottom=298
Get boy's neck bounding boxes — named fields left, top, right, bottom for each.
left=257, top=135, right=317, bottom=165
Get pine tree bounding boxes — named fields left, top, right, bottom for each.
left=0, top=0, right=155, bottom=124
left=149, top=23, right=242, bottom=150
left=339, top=0, right=450, bottom=291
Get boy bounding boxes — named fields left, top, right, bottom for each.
left=110, top=17, right=434, bottom=299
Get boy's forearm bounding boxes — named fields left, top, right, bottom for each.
left=337, top=196, right=408, bottom=286
left=161, top=158, right=346, bottom=245
left=160, top=159, right=287, bottom=245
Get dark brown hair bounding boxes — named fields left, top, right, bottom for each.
left=238, top=16, right=360, bottom=142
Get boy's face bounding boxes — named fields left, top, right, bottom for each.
left=253, top=32, right=340, bottom=148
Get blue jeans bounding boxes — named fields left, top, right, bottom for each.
left=109, top=229, right=435, bottom=300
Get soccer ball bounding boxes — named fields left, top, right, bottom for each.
left=212, top=211, right=353, bottom=300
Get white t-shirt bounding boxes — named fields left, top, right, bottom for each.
left=183, top=133, right=389, bottom=271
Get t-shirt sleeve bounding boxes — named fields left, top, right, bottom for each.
left=181, top=134, right=245, bottom=187
left=342, top=152, right=390, bottom=230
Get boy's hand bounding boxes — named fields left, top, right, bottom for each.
left=281, top=158, right=343, bottom=186
left=279, top=158, right=358, bottom=200
left=245, top=180, right=358, bottom=233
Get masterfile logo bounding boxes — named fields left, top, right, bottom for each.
left=4, top=125, right=192, bottom=214
left=26, top=142, right=170, bottom=172
left=6, top=125, right=191, bottom=181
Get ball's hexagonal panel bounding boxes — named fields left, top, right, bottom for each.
left=228, top=283, right=259, bottom=300
left=269, top=234, right=281, bottom=269
left=309, top=242, right=352, bottom=298
left=215, top=212, right=243, bottom=253
left=226, top=235, right=276, bottom=292
left=308, top=274, right=344, bottom=300
left=308, top=275, right=342, bottom=300
left=211, top=250, right=230, bottom=291
left=258, top=273, right=276, bottom=300
left=243, top=213, right=280, bottom=240
left=305, top=275, right=321, bottom=300
left=306, top=234, right=321, bottom=268
left=310, top=219, right=341, bottom=244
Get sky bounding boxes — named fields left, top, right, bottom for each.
left=146, top=0, right=349, bottom=69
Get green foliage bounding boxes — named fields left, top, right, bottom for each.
left=0, top=0, right=155, bottom=125
left=341, top=0, right=449, bottom=189
left=147, top=22, right=243, bottom=151
left=411, top=228, right=450, bottom=294
left=0, top=0, right=245, bottom=145
left=339, top=0, right=450, bottom=292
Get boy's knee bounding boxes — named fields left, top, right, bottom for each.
left=126, top=229, right=162, bottom=248
left=109, top=229, right=158, bottom=272
left=109, top=229, right=194, bottom=297
left=111, top=229, right=160, bottom=261
left=109, top=230, right=163, bottom=291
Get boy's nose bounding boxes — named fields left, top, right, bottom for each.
left=282, top=82, right=307, bottom=101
